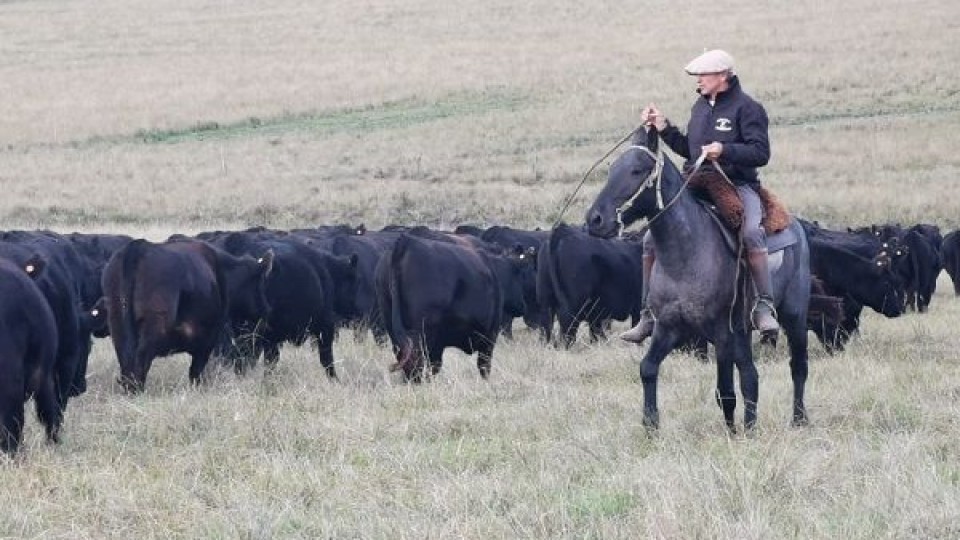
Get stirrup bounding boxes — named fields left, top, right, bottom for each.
left=620, top=309, right=656, bottom=343
left=751, top=296, right=779, bottom=330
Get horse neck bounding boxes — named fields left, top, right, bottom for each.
left=646, top=164, right=719, bottom=269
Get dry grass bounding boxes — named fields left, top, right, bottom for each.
left=1, top=0, right=960, bottom=537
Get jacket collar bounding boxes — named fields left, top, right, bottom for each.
left=697, top=75, right=742, bottom=105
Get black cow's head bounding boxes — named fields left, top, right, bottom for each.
left=222, top=250, right=275, bottom=327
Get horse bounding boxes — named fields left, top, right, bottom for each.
left=584, top=130, right=811, bottom=431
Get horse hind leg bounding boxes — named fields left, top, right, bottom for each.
left=725, top=333, right=758, bottom=431
left=782, top=314, right=810, bottom=426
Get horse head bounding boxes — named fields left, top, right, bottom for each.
left=585, top=129, right=664, bottom=238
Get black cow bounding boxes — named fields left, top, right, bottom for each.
left=297, top=231, right=387, bottom=343
left=0, top=256, right=61, bottom=454
left=102, top=238, right=274, bottom=392
left=401, top=227, right=532, bottom=335
left=537, top=224, right=644, bottom=347
left=0, top=231, right=91, bottom=407
left=942, top=230, right=960, bottom=295
left=376, top=233, right=513, bottom=382
left=849, top=223, right=942, bottom=311
left=898, top=229, right=941, bottom=312
left=213, top=231, right=359, bottom=378
left=807, top=240, right=905, bottom=351
left=66, top=233, right=134, bottom=336
left=479, top=226, right=549, bottom=337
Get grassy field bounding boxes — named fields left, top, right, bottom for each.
left=1, top=0, right=960, bottom=537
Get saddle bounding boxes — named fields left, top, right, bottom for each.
left=685, top=168, right=797, bottom=255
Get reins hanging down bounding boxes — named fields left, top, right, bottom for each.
left=551, top=127, right=642, bottom=229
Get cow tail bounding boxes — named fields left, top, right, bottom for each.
left=547, top=228, right=570, bottom=313
left=387, top=236, right=413, bottom=372
left=116, top=240, right=147, bottom=367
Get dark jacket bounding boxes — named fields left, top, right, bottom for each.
left=658, top=76, right=770, bottom=187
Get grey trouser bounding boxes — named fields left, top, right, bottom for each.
left=737, top=185, right=766, bottom=251
left=642, top=184, right=766, bottom=255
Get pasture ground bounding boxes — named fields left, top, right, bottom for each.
left=1, top=0, right=959, bottom=537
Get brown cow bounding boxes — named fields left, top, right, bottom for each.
left=101, top=238, right=273, bottom=393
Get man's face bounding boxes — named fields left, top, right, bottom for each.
left=696, top=72, right=728, bottom=97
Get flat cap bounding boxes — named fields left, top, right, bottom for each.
left=684, top=49, right=735, bottom=75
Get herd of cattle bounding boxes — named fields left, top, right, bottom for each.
left=0, top=218, right=957, bottom=453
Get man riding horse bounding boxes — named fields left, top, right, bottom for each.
left=621, top=49, right=779, bottom=344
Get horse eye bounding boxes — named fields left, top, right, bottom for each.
left=631, top=169, right=642, bottom=176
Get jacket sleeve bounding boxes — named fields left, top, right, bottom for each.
left=722, top=101, right=770, bottom=167
left=657, top=123, right=690, bottom=159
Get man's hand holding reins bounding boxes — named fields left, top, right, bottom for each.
left=641, top=104, right=668, bottom=132
left=702, top=142, right=723, bottom=161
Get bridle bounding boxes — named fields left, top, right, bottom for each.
left=613, top=145, right=707, bottom=238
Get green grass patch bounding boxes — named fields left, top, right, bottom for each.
left=569, top=488, right=637, bottom=520
left=78, top=89, right=528, bottom=147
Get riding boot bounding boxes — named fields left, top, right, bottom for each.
left=620, top=252, right=656, bottom=343
left=746, top=249, right=780, bottom=335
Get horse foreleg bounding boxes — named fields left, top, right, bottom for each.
left=639, top=330, right=678, bottom=430
left=713, top=340, right=737, bottom=432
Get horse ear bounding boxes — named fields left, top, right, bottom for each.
left=645, top=127, right=659, bottom=153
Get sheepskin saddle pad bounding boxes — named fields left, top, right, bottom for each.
left=685, top=168, right=791, bottom=235
left=689, top=169, right=797, bottom=254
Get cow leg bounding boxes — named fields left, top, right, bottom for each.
left=0, top=370, right=24, bottom=454
left=108, top=297, right=140, bottom=393
left=0, top=396, right=24, bottom=455
left=474, top=337, right=496, bottom=380
left=229, top=328, right=261, bottom=375
left=188, top=345, right=215, bottom=386
left=587, top=319, right=608, bottom=342
left=537, top=307, right=554, bottom=344
left=68, top=341, right=91, bottom=398
left=371, top=324, right=390, bottom=347
left=121, top=315, right=165, bottom=393
left=316, top=327, right=339, bottom=381
left=557, top=313, right=579, bottom=349
left=262, top=342, right=281, bottom=370
left=393, top=332, right=429, bottom=384
left=33, top=375, right=63, bottom=444
left=499, top=318, right=514, bottom=340
left=128, top=342, right=158, bottom=394
left=428, top=347, right=443, bottom=378
left=639, top=329, right=679, bottom=430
